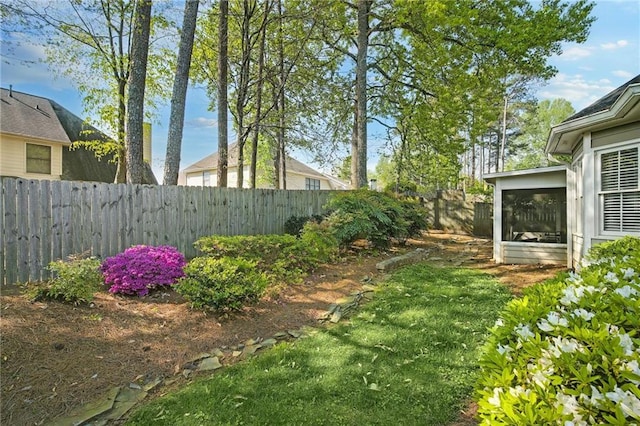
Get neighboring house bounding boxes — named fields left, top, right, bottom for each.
left=0, top=87, right=157, bottom=184
left=179, top=143, right=348, bottom=190
left=485, top=74, right=640, bottom=267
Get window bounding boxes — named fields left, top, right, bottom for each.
left=600, top=146, right=640, bottom=233
left=26, top=143, right=51, bottom=174
left=305, top=177, right=320, bottom=190
left=502, top=188, right=567, bottom=244
left=203, top=171, right=211, bottom=186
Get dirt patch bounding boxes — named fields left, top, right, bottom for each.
left=0, top=231, right=566, bottom=425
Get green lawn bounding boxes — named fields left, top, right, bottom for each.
left=126, top=264, right=512, bottom=425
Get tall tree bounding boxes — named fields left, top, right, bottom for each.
left=126, top=0, right=152, bottom=184
left=506, top=98, right=575, bottom=170
left=353, top=0, right=370, bottom=188
left=217, top=0, right=229, bottom=188
left=1, top=0, right=175, bottom=183
left=163, top=0, right=199, bottom=185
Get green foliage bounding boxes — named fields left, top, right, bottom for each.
left=194, top=231, right=338, bottom=289
left=23, top=257, right=103, bottom=304
left=284, top=214, right=325, bottom=236
left=324, top=189, right=426, bottom=248
left=475, top=237, right=640, bottom=425
left=175, top=257, right=268, bottom=311
left=127, top=264, right=511, bottom=425
left=505, top=98, right=576, bottom=171
left=297, top=221, right=339, bottom=267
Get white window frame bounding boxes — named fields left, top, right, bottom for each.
left=305, top=177, right=321, bottom=190
left=596, top=140, right=640, bottom=236
left=26, top=143, right=52, bottom=175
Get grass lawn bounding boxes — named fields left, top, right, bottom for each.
left=126, top=264, right=512, bottom=425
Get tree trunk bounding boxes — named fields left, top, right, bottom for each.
left=354, top=0, right=369, bottom=188
left=235, top=0, right=253, bottom=188
left=249, top=0, right=270, bottom=189
left=115, top=78, right=127, bottom=183
left=125, top=0, right=152, bottom=184
left=217, top=0, right=229, bottom=188
left=163, top=0, right=199, bottom=185
left=277, top=0, right=286, bottom=189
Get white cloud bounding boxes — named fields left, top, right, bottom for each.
left=187, top=117, right=217, bottom=128
left=612, top=70, right=633, bottom=79
left=601, top=40, right=629, bottom=50
left=559, top=46, right=593, bottom=61
left=538, top=73, right=616, bottom=110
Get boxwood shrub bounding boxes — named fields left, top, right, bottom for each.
left=476, top=236, right=640, bottom=425
left=175, top=257, right=268, bottom=311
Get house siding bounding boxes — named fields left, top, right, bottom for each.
left=184, top=167, right=331, bottom=190
left=0, top=134, right=63, bottom=179
left=502, top=242, right=567, bottom=265
left=592, top=122, right=640, bottom=148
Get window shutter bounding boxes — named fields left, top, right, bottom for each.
left=622, top=192, right=640, bottom=231
left=601, top=147, right=640, bottom=232
left=601, top=148, right=638, bottom=191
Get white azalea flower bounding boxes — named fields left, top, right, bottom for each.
left=556, top=392, right=582, bottom=416
left=572, top=308, right=595, bottom=321
left=496, top=344, right=512, bottom=355
left=488, top=387, right=502, bottom=407
left=605, top=387, right=640, bottom=418
left=618, top=333, right=635, bottom=356
left=515, top=323, right=535, bottom=340
left=622, top=267, right=636, bottom=280
left=604, top=271, right=619, bottom=283
left=622, top=360, right=640, bottom=385
left=494, top=318, right=504, bottom=328
left=615, top=285, right=638, bottom=298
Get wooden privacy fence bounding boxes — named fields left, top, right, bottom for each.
left=0, top=178, right=334, bottom=285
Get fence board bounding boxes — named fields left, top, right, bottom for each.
left=1, top=177, right=335, bottom=285
left=16, top=179, right=29, bottom=282
left=40, top=180, right=51, bottom=280
left=3, top=179, right=17, bottom=284
left=28, top=180, right=42, bottom=281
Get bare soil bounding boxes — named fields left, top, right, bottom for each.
left=0, top=231, right=565, bottom=425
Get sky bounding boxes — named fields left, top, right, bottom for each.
left=1, top=0, right=639, bottom=181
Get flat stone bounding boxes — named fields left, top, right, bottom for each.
left=376, top=249, right=428, bottom=272
left=48, top=386, right=120, bottom=426
left=273, top=331, right=288, bottom=339
left=287, top=329, right=302, bottom=338
left=261, top=338, right=277, bottom=347
left=198, top=357, right=222, bottom=371
left=188, top=352, right=212, bottom=363
left=242, top=345, right=261, bottom=356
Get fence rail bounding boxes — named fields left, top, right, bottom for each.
left=0, top=178, right=333, bottom=285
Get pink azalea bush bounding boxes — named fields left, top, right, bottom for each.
left=101, top=245, right=186, bottom=296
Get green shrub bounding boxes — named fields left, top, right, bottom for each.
left=296, top=221, right=339, bottom=267
left=284, top=214, right=325, bottom=236
left=475, top=237, right=640, bottom=425
left=175, top=257, right=268, bottom=311
left=195, top=234, right=298, bottom=261
left=23, top=257, right=103, bottom=304
left=324, top=189, right=425, bottom=248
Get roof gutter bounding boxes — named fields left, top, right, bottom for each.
left=546, top=83, right=640, bottom=154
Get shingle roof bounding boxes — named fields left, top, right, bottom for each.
left=0, top=87, right=70, bottom=143
left=182, top=143, right=328, bottom=179
left=0, top=87, right=157, bottom=184
left=563, top=74, right=640, bottom=122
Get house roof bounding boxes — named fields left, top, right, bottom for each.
left=484, top=165, right=567, bottom=185
left=0, top=87, right=157, bottom=184
left=0, top=87, right=71, bottom=144
left=546, top=74, right=640, bottom=154
left=182, top=143, right=331, bottom=180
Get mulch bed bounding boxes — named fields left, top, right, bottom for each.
left=0, top=232, right=565, bottom=425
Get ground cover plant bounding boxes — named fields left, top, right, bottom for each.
left=324, top=189, right=427, bottom=248
left=22, top=256, right=103, bottom=304
left=476, top=236, right=640, bottom=425
left=101, top=245, right=186, bottom=296
left=126, top=263, right=511, bottom=425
